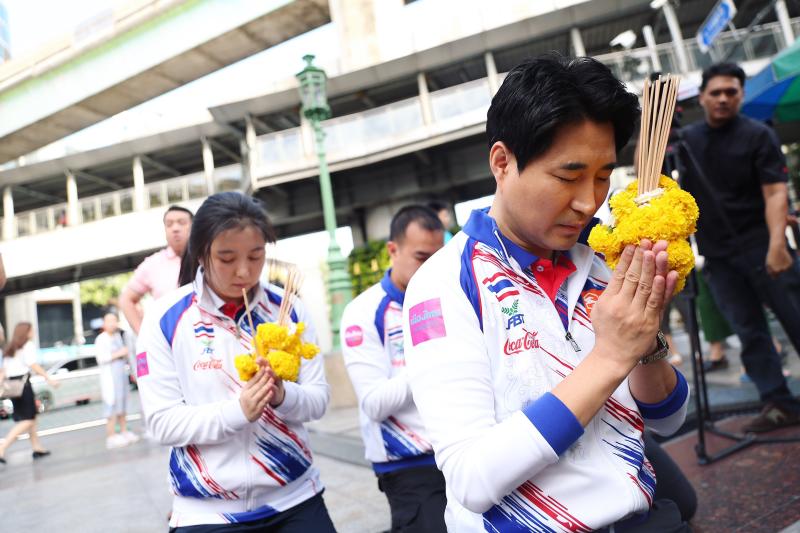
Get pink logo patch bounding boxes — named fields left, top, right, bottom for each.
left=409, top=298, right=447, bottom=346
left=136, top=352, right=150, bottom=378
left=344, top=325, right=364, bottom=347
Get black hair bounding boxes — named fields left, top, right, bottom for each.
left=178, top=192, right=276, bottom=286
left=486, top=54, right=640, bottom=171
left=164, top=205, right=194, bottom=221
left=389, top=205, right=444, bottom=242
left=700, top=62, right=745, bottom=92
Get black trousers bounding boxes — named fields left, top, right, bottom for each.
left=644, top=432, right=697, bottom=523
left=703, top=244, right=800, bottom=412
left=169, top=492, right=335, bottom=533
left=377, top=465, right=447, bottom=533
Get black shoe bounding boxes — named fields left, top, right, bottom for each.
left=0, top=456, right=6, bottom=464
left=703, top=357, right=729, bottom=372
left=743, top=404, right=800, bottom=433
left=32, top=450, right=51, bottom=459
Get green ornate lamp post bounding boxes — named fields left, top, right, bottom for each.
left=296, top=54, right=352, bottom=348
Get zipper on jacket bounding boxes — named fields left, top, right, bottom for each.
left=565, top=331, right=581, bottom=352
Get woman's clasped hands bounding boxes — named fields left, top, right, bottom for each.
left=239, top=358, right=286, bottom=422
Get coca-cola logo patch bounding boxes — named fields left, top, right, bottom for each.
left=504, top=328, right=540, bottom=356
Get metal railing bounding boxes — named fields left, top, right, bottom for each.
left=10, top=164, right=242, bottom=238
left=595, top=18, right=788, bottom=81
left=257, top=78, right=491, bottom=174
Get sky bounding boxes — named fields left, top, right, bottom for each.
left=3, top=0, right=127, bottom=58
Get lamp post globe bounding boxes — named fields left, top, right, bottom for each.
left=296, top=54, right=352, bottom=349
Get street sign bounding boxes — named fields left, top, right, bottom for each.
left=696, top=0, right=737, bottom=53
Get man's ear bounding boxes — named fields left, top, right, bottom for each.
left=489, top=142, right=515, bottom=188
left=386, top=240, right=398, bottom=260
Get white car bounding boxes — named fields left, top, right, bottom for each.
left=31, top=355, right=103, bottom=412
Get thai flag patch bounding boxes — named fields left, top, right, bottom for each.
left=483, top=272, right=520, bottom=302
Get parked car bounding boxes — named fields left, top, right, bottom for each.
left=31, top=355, right=103, bottom=412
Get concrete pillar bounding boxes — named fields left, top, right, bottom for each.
left=132, top=156, right=146, bottom=211
left=485, top=51, right=499, bottom=95
left=244, top=115, right=257, bottom=190
left=775, top=0, right=795, bottom=48
left=65, top=170, right=79, bottom=226
left=570, top=27, right=586, bottom=57
left=642, top=25, right=662, bottom=73
left=201, top=137, right=216, bottom=195
left=417, top=72, right=434, bottom=126
left=71, top=283, right=83, bottom=344
left=660, top=2, right=690, bottom=73
left=2, top=187, right=14, bottom=240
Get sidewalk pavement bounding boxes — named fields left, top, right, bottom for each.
left=0, top=394, right=389, bottom=533
left=2, top=318, right=799, bottom=532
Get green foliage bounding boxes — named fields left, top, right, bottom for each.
left=80, top=273, right=133, bottom=307
left=348, top=240, right=391, bottom=297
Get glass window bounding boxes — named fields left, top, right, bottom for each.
left=79, top=357, right=98, bottom=370
left=16, top=214, right=31, bottom=237
left=34, top=209, right=50, bottom=233
left=187, top=175, right=207, bottom=199
left=215, top=169, right=242, bottom=192
left=81, top=200, right=97, bottom=223
left=61, top=360, right=80, bottom=373
left=119, top=190, right=134, bottom=214
left=148, top=185, right=164, bottom=208
left=100, top=195, right=115, bottom=219
left=167, top=181, right=184, bottom=203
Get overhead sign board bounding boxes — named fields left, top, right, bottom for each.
left=697, top=0, right=737, bottom=53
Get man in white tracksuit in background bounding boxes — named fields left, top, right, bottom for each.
left=341, top=205, right=446, bottom=532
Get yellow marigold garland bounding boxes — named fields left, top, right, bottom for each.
left=234, top=321, right=320, bottom=382
left=588, top=175, right=699, bottom=293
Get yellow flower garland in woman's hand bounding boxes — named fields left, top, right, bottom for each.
left=588, top=175, right=699, bottom=293
left=234, top=322, right=320, bottom=383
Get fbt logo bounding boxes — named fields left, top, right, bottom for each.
left=193, top=358, right=223, bottom=371
left=501, top=299, right=525, bottom=329
left=504, top=328, right=540, bottom=356
left=506, top=314, right=525, bottom=329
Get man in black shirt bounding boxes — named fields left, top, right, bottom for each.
left=679, top=63, right=800, bottom=432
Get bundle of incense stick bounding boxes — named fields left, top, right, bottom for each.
left=636, top=74, right=680, bottom=196
left=277, top=265, right=303, bottom=326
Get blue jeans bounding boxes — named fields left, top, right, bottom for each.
left=703, top=243, right=800, bottom=412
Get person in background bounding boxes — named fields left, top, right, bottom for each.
left=137, top=192, right=334, bottom=531
left=0, top=322, right=59, bottom=463
left=0, top=253, right=6, bottom=290
left=680, top=62, right=800, bottom=432
left=96, top=313, right=138, bottom=449
left=428, top=201, right=454, bottom=243
left=120, top=205, right=193, bottom=335
left=341, top=205, right=447, bottom=532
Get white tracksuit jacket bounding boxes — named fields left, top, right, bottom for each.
left=340, top=271, right=435, bottom=473
left=136, top=271, right=329, bottom=528
left=403, top=209, right=689, bottom=532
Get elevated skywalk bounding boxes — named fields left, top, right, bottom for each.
left=0, top=0, right=329, bottom=164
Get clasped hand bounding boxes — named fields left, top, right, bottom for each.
left=239, top=358, right=286, bottom=422
left=591, top=240, right=678, bottom=372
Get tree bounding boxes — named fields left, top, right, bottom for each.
left=80, top=273, right=133, bottom=308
